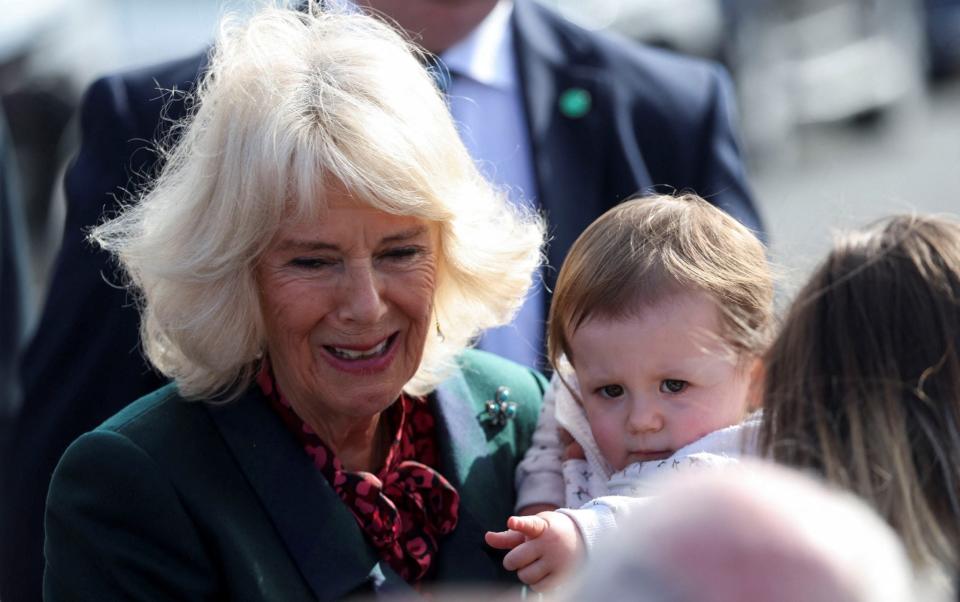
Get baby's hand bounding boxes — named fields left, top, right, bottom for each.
left=485, top=511, right=584, bottom=592
left=516, top=503, right=559, bottom=516
left=483, top=505, right=560, bottom=555
left=484, top=526, right=525, bottom=552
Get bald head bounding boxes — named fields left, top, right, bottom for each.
left=563, top=463, right=917, bottom=602
left=358, top=0, right=499, bottom=54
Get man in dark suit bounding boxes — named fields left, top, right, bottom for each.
left=366, top=0, right=761, bottom=368
left=1, top=1, right=762, bottom=599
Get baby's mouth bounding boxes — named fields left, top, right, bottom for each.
left=628, top=450, right=673, bottom=463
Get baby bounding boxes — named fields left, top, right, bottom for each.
left=486, top=195, right=774, bottom=590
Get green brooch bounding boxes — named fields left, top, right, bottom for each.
left=485, top=386, right=518, bottom=426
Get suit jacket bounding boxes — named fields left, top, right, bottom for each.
left=43, top=350, right=546, bottom=601
left=3, top=2, right=761, bottom=599
left=512, top=0, right=762, bottom=297
left=0, top=107, right=31, bottom=450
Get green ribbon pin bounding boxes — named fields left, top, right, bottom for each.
left=559, top=87, right=591, bottom=119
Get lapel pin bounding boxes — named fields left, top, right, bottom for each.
left=558, top=87, right=591, bottom=119
left=485, top=386, right=517, bottom=426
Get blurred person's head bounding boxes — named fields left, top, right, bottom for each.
left=560, top=462, right=919, bottom=602
left=760, top=214, right=960, bottom=572
left=546, top=195, right=773, bottom=470
left=357, top=0, right=499, bottom=54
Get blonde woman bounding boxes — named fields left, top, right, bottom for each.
left=43, top=4, right=545, bottom=599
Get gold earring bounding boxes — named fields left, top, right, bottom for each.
left=435, top=316, right=445, bottom=342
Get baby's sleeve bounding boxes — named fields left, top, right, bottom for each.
left=513, top=373, right=567, bottom=511
left=558, top=495, right=651, bottom=553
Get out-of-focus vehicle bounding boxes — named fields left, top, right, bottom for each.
left=541, top=0, right=925, bottom=160
left=923, top=0, right=960, bottom=78
left=726, top=0, right=926, bottom=157
left=541, top=0, right=727, bottom=60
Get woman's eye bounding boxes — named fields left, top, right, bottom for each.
left=598, top=384, right=624, bottom=399
left=380, top=246, right=423, bottom=262
left=289, top=257, right=335, bottom=269
left=660, top=379, right=687, bottom=394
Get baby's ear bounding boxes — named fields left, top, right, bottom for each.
left=747, top=357, right=765, bottom=411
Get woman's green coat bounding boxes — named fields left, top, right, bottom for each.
left=44, top=350, right=546, bottom=601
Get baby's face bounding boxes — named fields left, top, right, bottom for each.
left=569, top=291, right=755, bottom=471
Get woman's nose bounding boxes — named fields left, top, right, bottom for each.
left=627, top=398, right=664, bottom=434
left=336, top=262, right=388, bottom=324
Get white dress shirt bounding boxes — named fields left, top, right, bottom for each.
left=442, top=0, right=544, bottom=368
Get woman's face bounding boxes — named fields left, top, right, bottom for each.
left=255, top=188, right=439, bottom=430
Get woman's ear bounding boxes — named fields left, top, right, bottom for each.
left=747, top=357, right=765, bottom=412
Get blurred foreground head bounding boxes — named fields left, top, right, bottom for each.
left=761, top=214, right=960, bottom=571
left=560, top=463, right=920, bottom=602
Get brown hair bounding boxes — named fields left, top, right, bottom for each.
left=760, top=214, right=960, bottom=570
left=547, top=194, right=773, bottom=371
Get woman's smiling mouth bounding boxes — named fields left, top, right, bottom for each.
left=325, top=335, right=394, bottom=360
left=321, top=332, right=399, bottom=372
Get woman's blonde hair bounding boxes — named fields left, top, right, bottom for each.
left=547, top=194, right=773, bottom=371
left=91, top=2, right=543, bottom=400
left=760, top=214, right=960, bottom=570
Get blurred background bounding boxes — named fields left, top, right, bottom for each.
left=2, top=0, right=959, bottom=329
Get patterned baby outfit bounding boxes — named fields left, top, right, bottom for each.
left=515, top=369, right=760, bottom=550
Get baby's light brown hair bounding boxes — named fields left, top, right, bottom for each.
left=547, top=194, right=773, bottom=371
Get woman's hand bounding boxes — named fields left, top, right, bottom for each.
left=484, top=511, right=584, bottom=592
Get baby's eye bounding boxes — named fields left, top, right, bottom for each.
left=597, top=384, right=624, bottom=399
left=660, top=379, right=687, bottom=394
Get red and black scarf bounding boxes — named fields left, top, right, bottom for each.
left=257, top=366, right=460, bottom=583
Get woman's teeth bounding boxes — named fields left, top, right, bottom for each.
left=328, top=339, right=389, bottom=360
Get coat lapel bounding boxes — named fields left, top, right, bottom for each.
left=206, top=390, right=413, bottom=601
left=512, top=0, right=652, bottom=293
left=429, top=369, right=516, bottom=584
